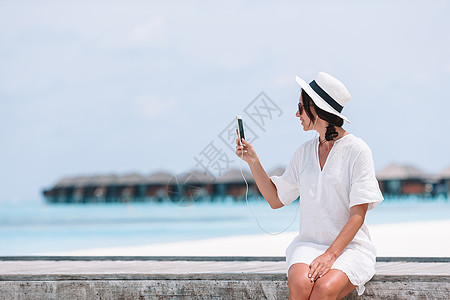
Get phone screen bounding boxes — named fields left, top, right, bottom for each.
left=237, top=118, right=245, bottom=141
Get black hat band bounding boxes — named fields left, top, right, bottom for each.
left=309, top=80, right=343, bottom=113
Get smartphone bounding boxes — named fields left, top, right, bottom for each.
left=236, top=115, right=245, bottom=143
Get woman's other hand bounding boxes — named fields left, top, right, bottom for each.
left=235, top=129, right=259, bottom=164
left=308, top=252, right=337, bottom=281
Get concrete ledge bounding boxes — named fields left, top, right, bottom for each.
left=0, top=257, right=449, bottom=300
left=1, top=255, right=449, bottom=262
left=357, top=275, right=450, bottom=300
left=0, top=256, right=287, bottom=262
left=1, top=275, right=449, bottom=299
left=1, top=278, right=287, bottom=300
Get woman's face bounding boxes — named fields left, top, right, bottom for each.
left=296, top=92, right=316, bottom=131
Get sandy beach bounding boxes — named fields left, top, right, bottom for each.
left=42, top=219, right=450, bottom=257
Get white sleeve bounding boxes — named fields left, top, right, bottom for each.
left=349, top=146, right=384, bottom=210
left=269, top=148, right=301, bottom=206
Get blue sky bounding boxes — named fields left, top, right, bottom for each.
left=1, top=1, right=449, bottom=203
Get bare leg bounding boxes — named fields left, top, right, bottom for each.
left=309, top=269, right=356, bottom=300
left=287, top=263, right=315, bottom=300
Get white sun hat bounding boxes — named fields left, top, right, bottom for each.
left=295, top=72, right=351, bottom=123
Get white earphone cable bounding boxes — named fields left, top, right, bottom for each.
left=239, top=145, right=299, bottom=236
left=313, top=115, right=319, bottom=163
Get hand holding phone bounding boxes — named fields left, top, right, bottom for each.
left=236, top=115, right=245, bottom=144
left=235, top=116, right=258, bottom=163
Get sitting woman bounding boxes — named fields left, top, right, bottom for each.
left=235, top=72, right=383, bottom=299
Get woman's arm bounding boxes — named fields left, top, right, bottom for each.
left=235, top=134, right=284, bottom=209
left=247, top=158, right=284, bottom=209
left=308, top=203, right=369, bottom=281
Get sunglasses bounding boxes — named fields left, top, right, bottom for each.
left=298, top=103, right=310, bottom=115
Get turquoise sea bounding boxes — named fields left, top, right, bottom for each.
left=0, top=197, right=449, bottom=256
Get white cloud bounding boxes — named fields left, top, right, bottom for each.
left=134, top=95, right=176, bottom=119
left=93, top=15, right=170, bottom=50
left=129, top=16, right=167, bottom=48
left=273, top=75, right=294, bottom=89
left=444, top=63, right=450, bottom=74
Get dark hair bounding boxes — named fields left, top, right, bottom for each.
left=301, top=89, right=344, bottom=141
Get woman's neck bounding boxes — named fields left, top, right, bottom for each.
left=318, top=127, right=347, bottom=145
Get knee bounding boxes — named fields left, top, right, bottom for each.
left=287, top=273, right=311, bottom=290
left=287, top=268, right=313, bottom=294
left=312, top=279, right=337, bottom=298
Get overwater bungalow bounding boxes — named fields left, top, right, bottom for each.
left=42, top=167, right=288, bottom=204
left=42, top=163, right=450, bottom=203
left=435, top=166, right=450, bottom=198
left=166, top=170, right=216, bottom=203
left=215, top=169, right=257, bottom=201
left=43, top=172, right=174, bottom=204
left=144, top=171, right=174, bottom=201
left=42, top=174, right=118, bottom=204
left=376, top=164, right=431, bottom=197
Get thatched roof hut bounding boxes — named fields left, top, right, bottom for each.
left=215, top=169, right=255, bottom=183
left=176, top=170, right=216, bottom=185
left=54, top=175, right=119, bottom=188
left=145, top=171, right=174, bottom=185
left=116, top=173, right=146, bottom=185
left=93, top=175, right=119, bottom=186
left=53, top=177, right=77, bottom=188
left=376, top=164, right=428, bottom=181
left=437, top=166, right=450, bottom=180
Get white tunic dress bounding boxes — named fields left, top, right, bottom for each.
left=270, top=134, right=383, bottom=296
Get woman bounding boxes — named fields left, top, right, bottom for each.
left=235, top=72, right=383, bottom=299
